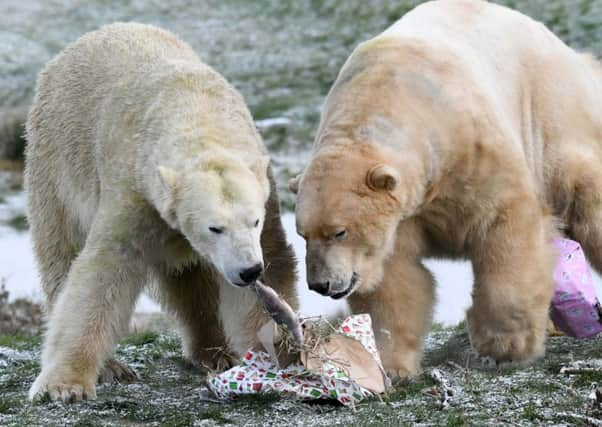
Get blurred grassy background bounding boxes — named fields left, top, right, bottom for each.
left=1, top=0, right=602, bottom=205
left=2, top=4, right=602, bottom=424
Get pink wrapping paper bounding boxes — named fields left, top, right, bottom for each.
left=551, top=238, right=602, bottom=338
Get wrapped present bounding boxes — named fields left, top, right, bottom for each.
left=206, top=314, right=388, bottom=406
left=551, top=238, right=602, bottom=338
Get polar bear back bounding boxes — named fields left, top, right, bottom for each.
left=25, top=23, right=250, bottom=234
left=338, top=0, right=602, bottom=204
left=379, top=0, right=602, bottom=146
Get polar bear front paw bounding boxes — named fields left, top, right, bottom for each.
left=97, top=358, right=139, bottom=384
left=467, top=320, right=545, bottom=363
left=197, top=352, right=237, bottom=373
left=29, top=373, right=96, bottom=403
left=385, top=367, right=417, bottom=384
left=381, top=351, right=419, bottom=383
left=185, top=345, right=238, bottom=373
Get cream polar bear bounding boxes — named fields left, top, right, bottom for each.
left=293, top=0, right=602, bottom=378
left=25, top=23, right=297, bottom=401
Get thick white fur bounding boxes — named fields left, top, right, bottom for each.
left=24, top=23, right=296, bottom=401
left=294, top=0, right=602, bottom=378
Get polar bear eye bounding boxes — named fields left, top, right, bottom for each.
left=333, top=229, right=347, bottom=240
left=254, top=219, right=260, bottom=227
left=209, top=226, right=224, bottom=234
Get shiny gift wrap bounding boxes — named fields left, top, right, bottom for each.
left=206, top=314, right=386, bottom=406
left=551, top=238, right=602, bottom=338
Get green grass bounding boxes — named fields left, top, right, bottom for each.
left=196, top=408, right=232, bottom=425
left=120, top=330, right=159, bottom=347
left=525, top=380, right=561, bottom=394
left=0, top=334, right=41, bottom=351
left=1, top=324, right=601, bottom=426
left=1, top=359, right=39, bottom=393
left=445, top=410, right=467, bottom=427
left=572, top=369, right=602, bottom=387
left=384, top=374, right=437, bottom=401
left=154, top=333, right=180, bottom=352
left=522, top=402, right=540, bottom=422
left=124, top=401, right=164, bottom=423
left=0, top=395, right=20, bottom=414
left=5, top=214, right=28, bottom=231
left=279, top=198, right=296, bottom=213
left=430, top=322, right=448, bottom=332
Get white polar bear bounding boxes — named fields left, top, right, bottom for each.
left=25, top=23, right=297, bottom=402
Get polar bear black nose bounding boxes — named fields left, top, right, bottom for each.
left=240, top=263, right=263, bottom=284
left=308, top=281, right=330, bottom=296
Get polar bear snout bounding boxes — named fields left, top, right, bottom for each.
left=308, top=280, right=330, bottom=295
left=213, top=230, right=265, bottom=287
left=237, top=263, right=263, bottom=285
left=308, top=271, right=358, bottom=299
left=303, top=238, right=362, bottom=298
left=330, top=272, right=359, bottom=299
left=219, top=255, right=265, bottom=287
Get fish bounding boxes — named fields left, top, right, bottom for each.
left=252, top=280, right=304, bottom=348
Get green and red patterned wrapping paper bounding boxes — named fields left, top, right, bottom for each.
left=206, top=314, right=385, bottom=406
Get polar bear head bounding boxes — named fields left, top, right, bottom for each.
left=290, top=42, right=440, bottom=299
left=292, top=144, right=418, bottom=299
left=157, top=153, right=270, bottom=286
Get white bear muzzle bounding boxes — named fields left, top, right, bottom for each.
left=211, top=229, right=264, bottom=287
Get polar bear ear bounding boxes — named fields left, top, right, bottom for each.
left=366, top=164, right=399, bottom=192
left=157, top=166, right=180, bottom=227
left=288, top=173, right=302, bottom=194
left=158, top=166, right=179, bottom=194
left=250, top=155, right=271, bottom=197
left=250, top=155, right=271, bottom=178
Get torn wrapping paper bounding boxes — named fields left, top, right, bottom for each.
left=551, top=238, right=602, bottom=338
left=206, top=314, right=388, bottom=406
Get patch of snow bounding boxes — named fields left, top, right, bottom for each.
left=0, top=346, right=35, bottom=366
left=255, top=117, right=292, bottom=129
left=0, top=187, right=27, bottom=221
